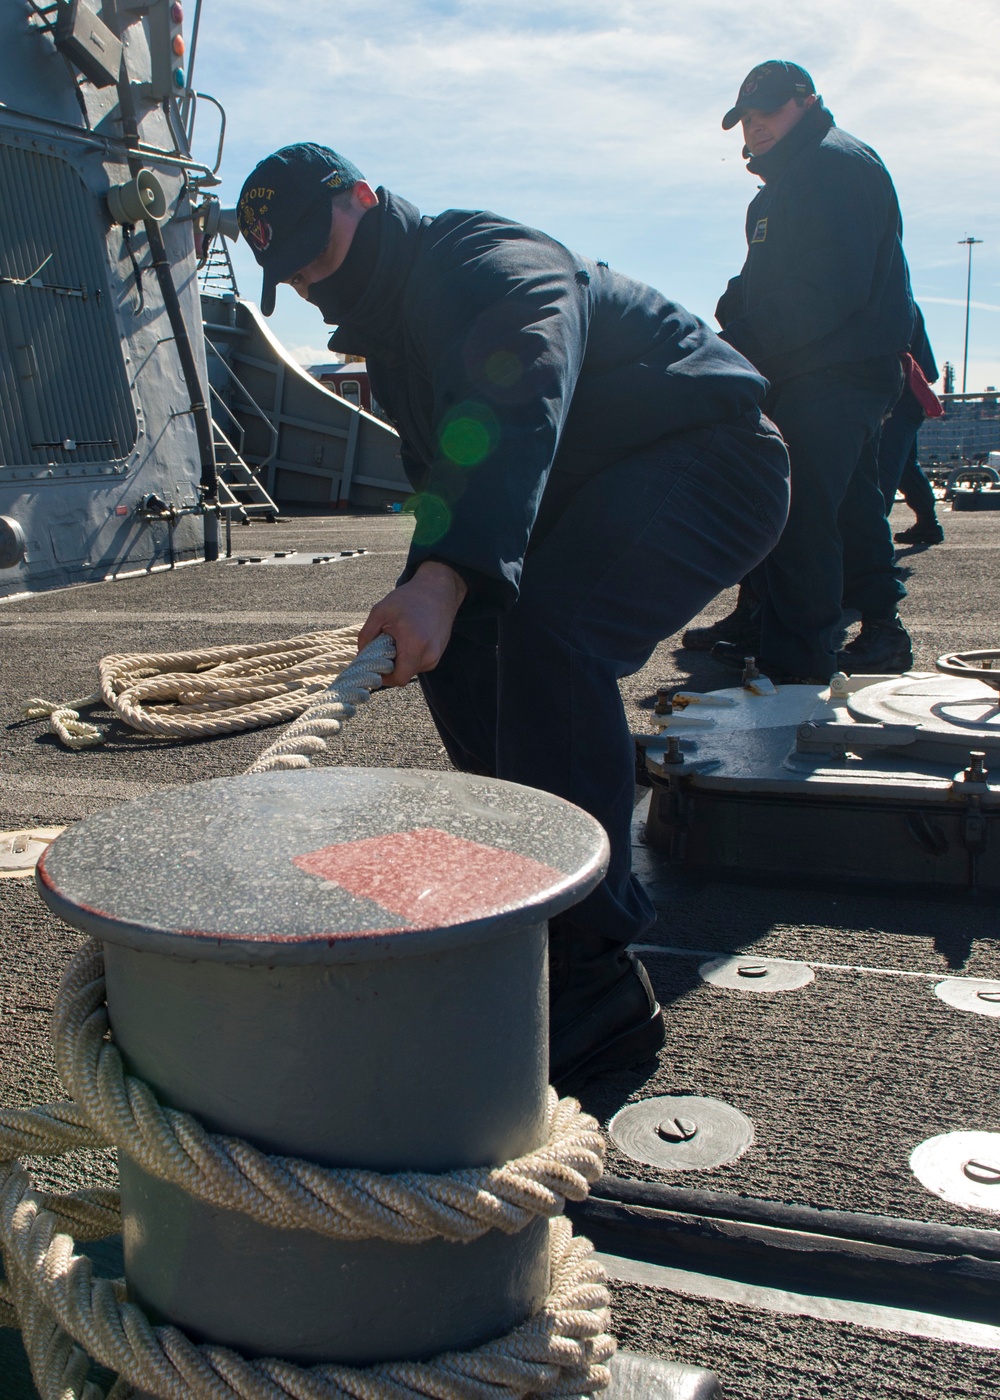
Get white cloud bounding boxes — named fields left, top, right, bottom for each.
left=921, top=298, right=1000, bottom=315
left=285, top=344, right=340, bottom=367
left=193, top=1, right=1000, bottom=389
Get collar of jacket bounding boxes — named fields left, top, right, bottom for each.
left=746, top=100, right=834, bottom=182
left=327, top=188, right=422, bottom=364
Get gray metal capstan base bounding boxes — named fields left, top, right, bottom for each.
left=36, top=768, right=608, bottom=1368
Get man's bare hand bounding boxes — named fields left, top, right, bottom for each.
left=357, top=561, right=468, bottom=686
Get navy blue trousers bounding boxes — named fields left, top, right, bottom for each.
left=876, top=399, right=924, bottom=507
left=419, top=414, right=790, bottom=948
left=898, top=451, right=938, bottom=522
left=877, top=402, right=938, bottom=522
left=756, top=363, right=905, bottom=680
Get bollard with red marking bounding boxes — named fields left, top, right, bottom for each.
left=36, top=766, right=609, bottom=1369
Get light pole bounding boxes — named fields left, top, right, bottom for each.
left=958, top=235, right=983, bottom=393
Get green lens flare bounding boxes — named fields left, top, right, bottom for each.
left=441, top=418, right=491, bottom=466
left=485, top=350, right=522, bottom=388
left=407, top=493, right=452, bottom=545
left=439, top=402, right=500, bottom=467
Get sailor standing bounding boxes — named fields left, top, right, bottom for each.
left=712, top=61, right=915, bottom=682
left=238, top=143, right=790, bottom=1087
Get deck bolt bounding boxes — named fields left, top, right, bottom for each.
left=657, top=1117, right=698, bottom=1143
left=963, top=751, right=989, bottom=783
left=663, top=736, right=684, bottom=765
left=963, top=1160, right=1000, bottom=1185
left=654, top=688, right=673, bottom=716
left=741, top=655, right=760, bottom=683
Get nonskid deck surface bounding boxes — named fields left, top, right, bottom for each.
left=593, top=844, right=1000, bottom=1229
left=1, top=504, right=998, bottom=1399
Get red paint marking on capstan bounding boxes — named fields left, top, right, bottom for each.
left=291, top=827, right=565, bottom=927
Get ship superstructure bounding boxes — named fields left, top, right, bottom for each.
left=0, top=0, right=223, bottom=597
left=0, top=0, right=408, bottom=601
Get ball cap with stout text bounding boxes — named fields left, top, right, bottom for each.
left=237, top=144, right=365, bottom=315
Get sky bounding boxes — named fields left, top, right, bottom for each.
left=187, top=0, right=1000, bottom=392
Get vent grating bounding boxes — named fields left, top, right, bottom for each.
left=0, top=138, right=137, bottom=468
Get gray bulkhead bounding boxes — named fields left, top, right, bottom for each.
left=203, top=293, right=411, bottom=511
left=0, top=1, right=207, bottom=598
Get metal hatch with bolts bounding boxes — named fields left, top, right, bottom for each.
left=640, top=651, right=1000, bottom=893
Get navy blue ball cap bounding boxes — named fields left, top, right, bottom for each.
left=237, top=143, right=365, bottom=315
left=722, top=60, right=815, bottom=130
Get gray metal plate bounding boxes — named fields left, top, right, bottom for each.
left=910, top=1132, right=1000, bottom=1212
left=608, top=1095, right=755, bottom=1172
left=847, top=675, right=1000, bottom=759
left=934, top=978, right=1000, bottom=1017
left=699, top=955, right=815, bottom=992
left=642, top=678, right=997, bottom=799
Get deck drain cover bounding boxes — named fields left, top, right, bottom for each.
left=608, top=1095, right=754, bottom=1171
left=934, top=978, right=1000, bottom=1017
left=910, top=1131, right=1000, bottom=1211
left=699, top=955, right=814, bottom=992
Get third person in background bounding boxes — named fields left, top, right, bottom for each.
left=878, top=305, right=946, bottom=546
left=712, top=60, right=915, bottom=681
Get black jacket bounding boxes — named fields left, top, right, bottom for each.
left=716, top=102, right=913, bottom=384
left=329, top=190, right=769, bottom=612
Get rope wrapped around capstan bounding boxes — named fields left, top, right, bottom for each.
left=0, top=940, right=616, bottom=1399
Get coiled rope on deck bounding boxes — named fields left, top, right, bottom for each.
left=22, top=627, right=388, bottom=753
left=0, top=942, right=615, bottom=1398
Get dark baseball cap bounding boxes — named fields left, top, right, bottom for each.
left=237, top=143, right=366, bottom=315
left=722, top=61, right=815, bottom=130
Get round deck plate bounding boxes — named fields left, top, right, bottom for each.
left=910, top=1131, right=1000, bottom=1212
left=699, top=955, right=814, bottom=993
left=608, top=1095, right=754, bottom=1172
left=846, top=675, right=1000, bottom=759
left=934, top=978, right=1000, bottom=1018
left=0, top=827, right=64, bottom=877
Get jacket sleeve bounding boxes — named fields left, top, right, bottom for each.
left=715, top=275, right=743, bottom=329
left=720, top=153, right=894, bottom=376
left=400, top=223, right=589, bottom=613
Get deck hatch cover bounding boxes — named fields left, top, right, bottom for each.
left=0, top=139, right=137, bottom=470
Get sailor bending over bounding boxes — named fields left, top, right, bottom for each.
left=238, top=143, right=791, bottom=1087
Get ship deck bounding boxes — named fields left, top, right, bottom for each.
left=2, top=500, right=998, bottom=1399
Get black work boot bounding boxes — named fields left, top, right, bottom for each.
left=837, top=614, right=913, bottom=674
left=893, top=520, right=944, bottom=546
left=682, top=581, right=760, bottom=652
left=549, top=917, right=665, bottom=1092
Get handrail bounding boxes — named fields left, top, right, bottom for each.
left=209, top=383, right=245, bottom=459
left=203, top=336, right=279, bottom=472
